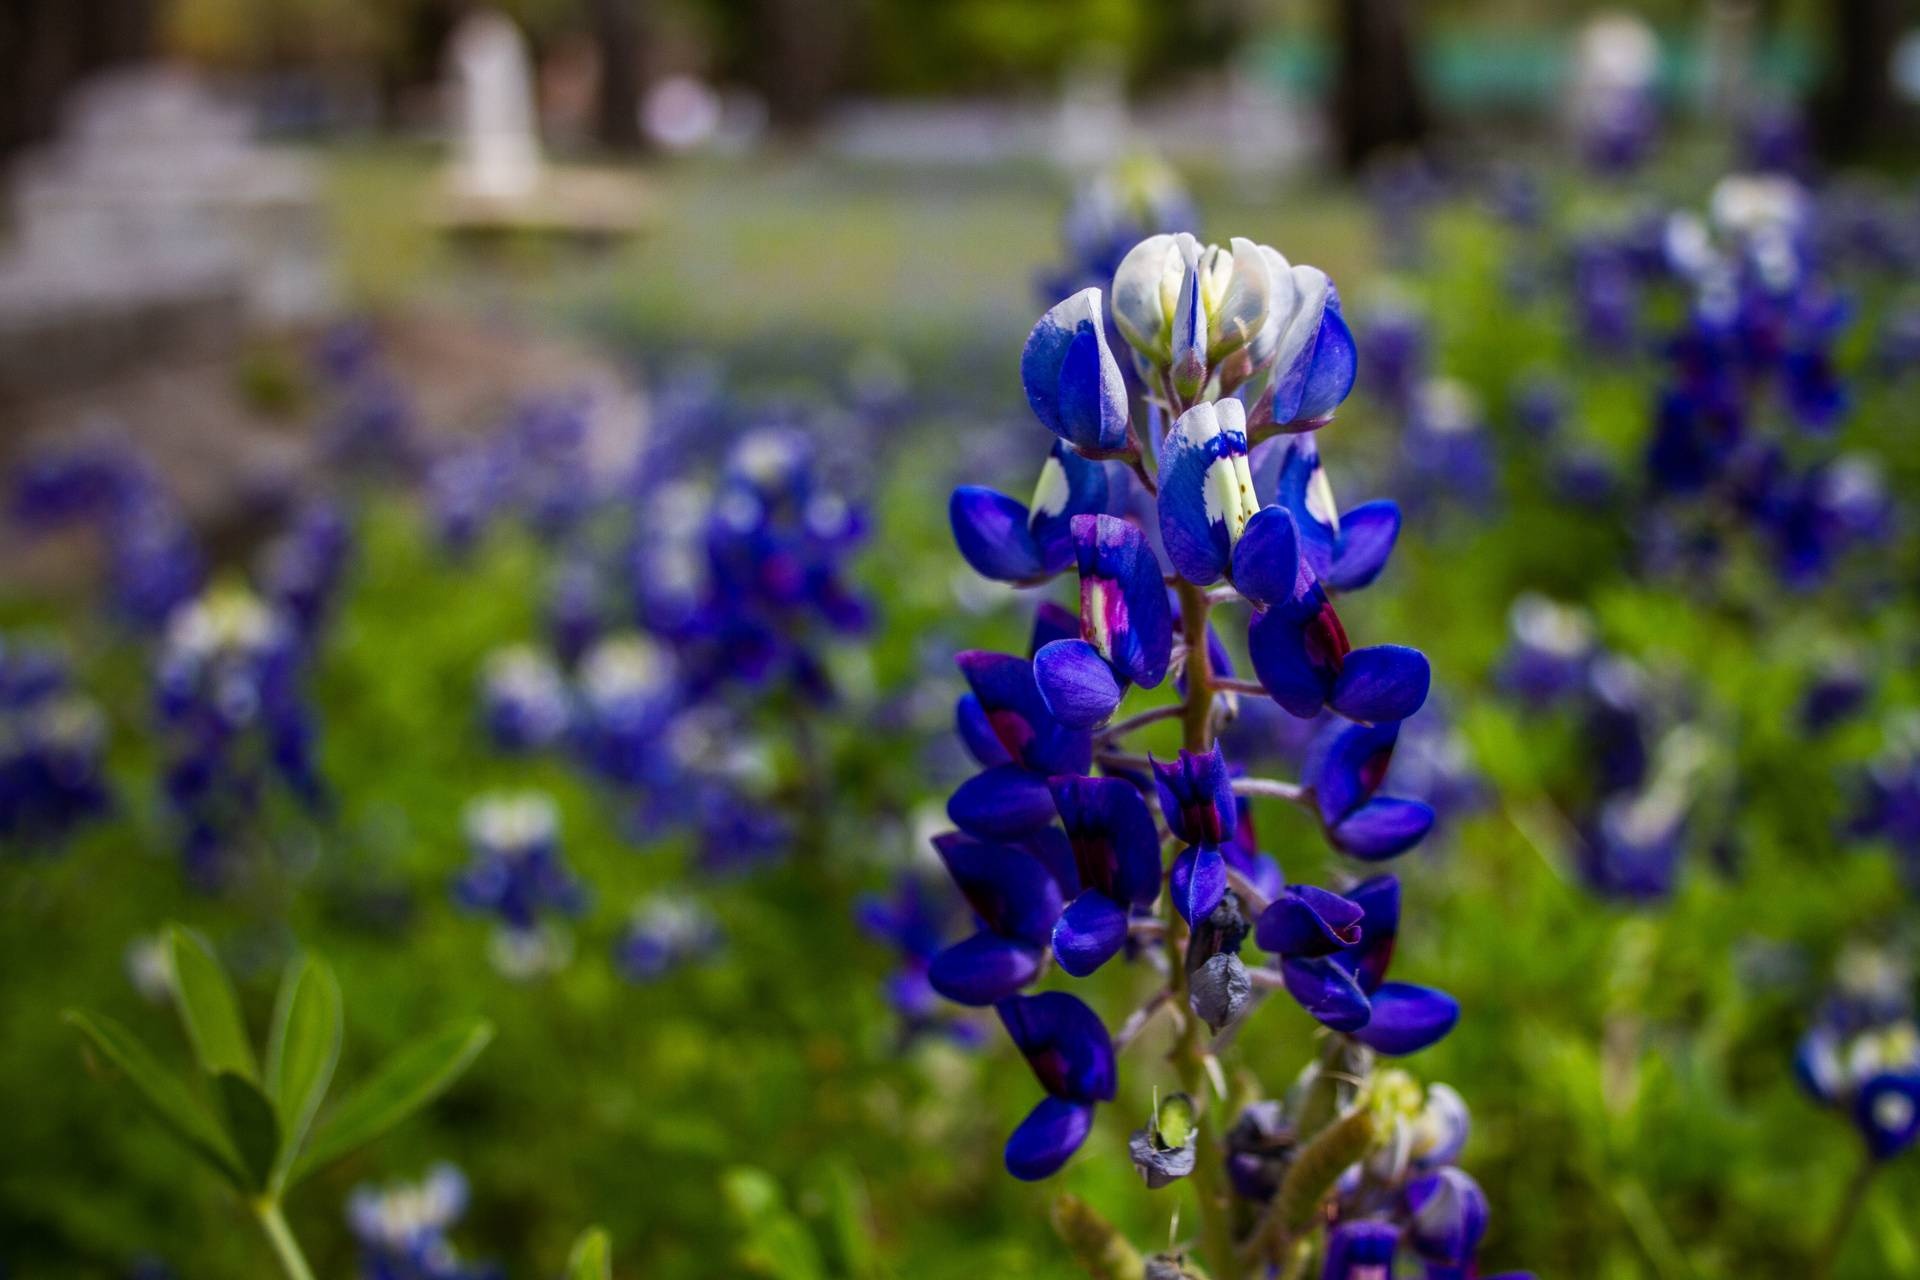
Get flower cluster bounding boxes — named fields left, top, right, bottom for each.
left=452, top=791, right=585, bottom=978
left=10, top=436, right=204, bottom=630
left=154, top=586, right=323, bottom=887
left=1495, top=594, right=1708, bottom=901
left=614, top=892, right=723, bottom=982
left=1796, top=948, right=1920, bottom=1162
left=932, top=229, right=1521, bottom=1275
left=346, top=1163, right=500, bottom=1280
left=0, top=636, right=111, bottom=850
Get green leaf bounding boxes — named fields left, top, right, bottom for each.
left=215, top=1070, right=281, bottom=1192
left=263, top=955, right=342, bottom=1186
left=566, top=1227, right=612, bottom=1280
left=166, top=925, right=258, bottom=1083
left=62, top=1009, right=247, bottom=1189
left=288, top=1017, right=493, bottom=1185
left=722, top=1167, right=825, bottom=1280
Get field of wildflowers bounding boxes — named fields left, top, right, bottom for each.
left=4, top=128, right=1920, bottom=1280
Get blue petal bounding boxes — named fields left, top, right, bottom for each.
left=1152, top=746, right=1237, bottom=846
left=1336, top=874, right=1401, bottom=995
left=1004, top=1096, right=1096, bottom=1181
left=1323, top=1220, right=1401, bottom=1279
left=997, top=990, right=1118, bottom=1101
left=1404, top=1167, right=1488, bottom=1263
left=1332, top=798, right=1436, bottom=861
left=955, top=649, right=1092, bottom=777
left=1254, top=885, right=1365, bottom=958
left=949, top=486, right=1046, bottom=583
left=1052, top=890, right=1130, bottom=976
left=928, top=931, right=1045, bottom=1006
left=1073, top=513, right=1173, bottom=688
left=1170, top=844, right=1227, bottom=925
left=1304, top=718, right=1400, bottom=825
left=1247, top=589, right=1349, bottom=719
left=1274, top=438, right=1337, bottom=578
left=1156, top=401, right=1250, bottom=586
left=1023, top=289, right=1130, bottom=453
left=933, top=832, right=1065, bottom=945
left=1294, top=300, right=1358, bottom=423
left=955, top=694, right=1013, bottom=768
left=1017, top=825, right=1082, bottom=898
left=1280, top=955, right=1371, bottom=1032
left=1030, top=600, right=1081, bottom=656
left=1028, top=440, right=1110, bottom=567
left=1353, top=982, right=1459, bottom=1055
left=1049, top=774, right=1162, bottom=907
left=1034, top=639, right=1123, bottom=730
left=1857, top=1072, right=1920, bottom=1160
left=1326, top=500, right=1401, bottom=591
left=1229, top=505, right=1303, bottom=608
left=947, top=766, right=1059, bottom=841
left=1330, top=645, right=1431, bottom=724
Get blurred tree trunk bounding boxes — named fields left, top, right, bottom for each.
left=0, top=0, right=157, bottom=157
left=1814, top=0, right=1909, bottom=162
left=1329, top=0, right=1429, bottom=171
left=750, top=0, right=850, bottom=132
left=591, top=0, right=646, bottom=151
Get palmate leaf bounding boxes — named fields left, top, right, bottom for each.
left=566, top=1227, right=612, bottom=1280
left=215, top=1070, right=282, bottom=1192
left=287, top=1017, right=494, bottom=1186
left=263, top=955, right=342, bottom=1188
left=62, top=1010, right=247, bottom=1190
left=165, top=925, right=259, bottom=1083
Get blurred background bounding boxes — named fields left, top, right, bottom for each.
left=3, top=1, right=1920, bottom=1278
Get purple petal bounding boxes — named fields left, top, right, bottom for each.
left=947, top=765, right=1061, bottom=842
left=1052, top=890, right=1130, bottom=977
left=997, top=990, right=1117, bottom=1101
left=1354, top=982, right=1460, bottom=1056
left=955, top=694, right=1013, bottom=769
left=1004, top=1096, right=1096, bottom=1180
left=1857, top=1072, right=1920, bottom=1159
left=1254, top=885, right=1365, bottom=958
left=1330, top=645, right=1431, bottom=724
left=1170, top=844, right=1227, bottom=925
left=1304, top=718, right=1401, bottom=825
left=1332, top=798, right=1436, bottom=861
left=1322, top=1220, right=1400, bottom=1279
left=1151, top=745, right=1237, bottom=846
left=1072, top=513, right=1173, bottom=688
left=1030, top=600, right=1081, bottom=656
left=1248, top=588, right=1349, bottom=719
left=932, top=833, right=1065, bottom=945
left=928, top=931, right=1045, bottom=1006
left=1280, top=955, right=1372, bottom=1032
left=1336, top=874, right=1401, bottom=995
left=1404, top=1166, right=1488, bottom=1262
left=950, top=486, right=1046, bottom=583
left=1049, top=774, right=1162, bottom=907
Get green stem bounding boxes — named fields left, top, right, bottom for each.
left=1813, top=1150, right=1877, bottom=1280
left=253, top=1199, right=317, bottom=1280
left=1166, top=581, right=1239, bottom=1280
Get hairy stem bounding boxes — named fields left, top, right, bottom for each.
left=1163, top=580, right=1239, bottom=1280
left=252, top=1200, right=317, bottom=1280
